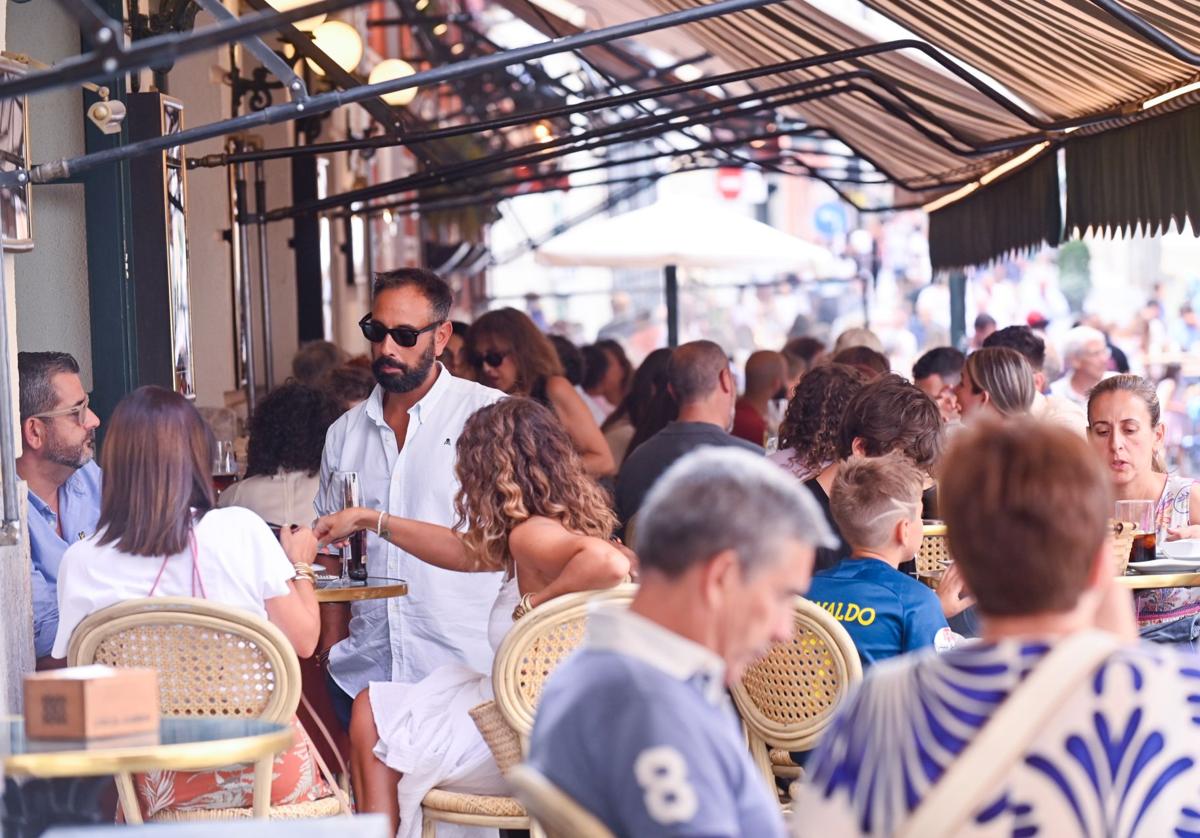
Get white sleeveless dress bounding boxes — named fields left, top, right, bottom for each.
left=368, top=574, right=522, bottom=838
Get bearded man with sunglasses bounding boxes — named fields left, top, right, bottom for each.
left=316, top=268, right=505, bottom=728
left=15, top=351, right=102, bottom=669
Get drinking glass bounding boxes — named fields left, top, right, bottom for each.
left=1116, top=499, right=1157, bottom=563
left=331, top=471, right=362, bottom=586
left=212, top=440, right=238, bottom=491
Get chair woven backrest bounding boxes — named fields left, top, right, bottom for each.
left=493, top=584, right=637, bottom=740
left=731, top=597, right=862, bottom=758
left=916, top=522, right=951, bottom=577
left=507, top=764, right=615, bottom=838
left=66, top=597, right=301, bottom=723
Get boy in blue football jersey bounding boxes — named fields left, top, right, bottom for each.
left=805, top=452, right=972, bottom=667
left=528, top=447, right=838, bottom=837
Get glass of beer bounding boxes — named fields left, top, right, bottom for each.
left=1116, top=499, right=1157, bottom=564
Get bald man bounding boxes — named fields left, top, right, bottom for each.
left=615, top=340, right=763, bottom=528
left=732, top=350, right=786, bottom=446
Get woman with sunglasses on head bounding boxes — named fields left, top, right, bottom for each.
left=51, top=386, right=334, bottom=819
left=465, top=308, right=616, bottom=477
left=313, top=398, right=630, bottom=836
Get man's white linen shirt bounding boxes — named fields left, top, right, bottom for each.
left=317, top=368, right=505, bottom=698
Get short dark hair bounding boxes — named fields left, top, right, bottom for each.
left=18, top=351, right=80, bottom=421
left=246, top=382, right=343, bottom=479
left=321, top=364, right=376, bottom=410
left=450, top=320, right=469, bottom=338
left=373, top=267, right=453, bottom=321
left=983, top=325, right=1046, bottom=372
left=836, top=374, right=943, bottom=472
left=552, top=336, right=586, bottom=387
left=667, top=340, right=728, bottom=406
left=579, top=343, right=608, bottom=390
left=912, top=346, right=964, bottom=383
left=974, top=313, right=996, bottom=331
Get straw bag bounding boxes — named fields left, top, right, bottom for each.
left=470, top=700, right=523, bottom=773
left=896, top=630, right=1121, bottom=838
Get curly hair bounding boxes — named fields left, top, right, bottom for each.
left=453, top=398, right=615, bottom=572
left=777, top=363, right=868, bottom=475
left=245, top=382, right=343, bottom=478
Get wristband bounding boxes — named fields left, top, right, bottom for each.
left=376, top=510, right=391, bottom=540
left=511, top=593, right=537, bottom=622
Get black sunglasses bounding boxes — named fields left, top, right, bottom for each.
left=359, top=315, right=442, bottom=347
left=469, top=350, right=510, bottom=369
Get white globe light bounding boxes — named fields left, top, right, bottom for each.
left=368, top=59, right=418, bottom=107
left=306, top=21, right=363, bottom=76
left=263, top=0, right=326, bottom=32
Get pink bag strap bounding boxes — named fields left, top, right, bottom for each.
left=147, top=529, right=207, bottom=599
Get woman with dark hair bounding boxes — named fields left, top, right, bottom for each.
left=602, top=347, right=672, bottom=467
left=466, top=308, right=615, bottom=476
left=219, top=382, right=342, bottom=526
left=313, top=398, right=630, bottom=835
left=51, top=386, right=331, bottom=818
left=1088, top=374, right=1200, bottom=644
left=771, top=363, right=868, bottom=481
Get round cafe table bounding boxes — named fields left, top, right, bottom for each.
left=314, top=576, right=408, bottom=603
left=1, top=716, right=292, bottom=832
left=1115, top=572, right=1200, bottom=590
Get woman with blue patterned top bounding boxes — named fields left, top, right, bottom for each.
left=793, top=418, right=1200, bottom=837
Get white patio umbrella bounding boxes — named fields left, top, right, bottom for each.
left=535, top=197, right=837, bottom=344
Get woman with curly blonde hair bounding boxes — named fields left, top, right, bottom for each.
left=313, top=398, right=629, bottom=835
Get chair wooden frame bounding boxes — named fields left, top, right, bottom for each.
left=419, top=584, right=637, bottom=838
left=731, top=596, right=862, bottom=790
left=507, top=764, right=615, bottom=838
left=66, top=596, right=338, bottom=822
left=916, top=522, right=951, bottom=579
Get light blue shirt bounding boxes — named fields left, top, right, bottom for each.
left=27, top=460, right=102, bottom=657
left=529, top=604, right=787, bottom=838
left=316, top=368, right=505, bottom=698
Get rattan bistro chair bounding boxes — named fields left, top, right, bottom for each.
left=419, top=584, right=638, bottom=838
left=507, top=764, right=615, bottom=838
left=731, top=597, right=862, bottom=791
left=67, top=597, right=342, bottom=823
left=916, top=522, right=951, bottom=581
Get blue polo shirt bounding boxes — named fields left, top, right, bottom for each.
left=27, top=461, right=102, bottom=657
left=529, top=605, right=786, bottom=838
left=804, top=555, right=947, bottom=667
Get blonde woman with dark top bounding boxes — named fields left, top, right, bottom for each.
left=955, top=347, right=1036, bottom=421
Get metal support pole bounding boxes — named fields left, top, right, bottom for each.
left=253, top=160, right=274, bottom=391
left=665, top=264, right=679, bottom=349
left=233, top=161, right=258, bottom=413
left=949, top=271, right=967, bottom=350
left=11, top=0, right=792, bottom=185
left=52, top=0, right=123, bottom=53
left=0, top=247, right=22, bottom=546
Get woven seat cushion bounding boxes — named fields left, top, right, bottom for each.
left=422, top=789, right=526, bottom=817
left=149, top=795, right=342, bottom=821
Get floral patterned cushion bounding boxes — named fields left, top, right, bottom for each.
left=134, top=717, right=334, bottom=818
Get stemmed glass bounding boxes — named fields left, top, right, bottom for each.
left=331, top=471, right=361, bottom=587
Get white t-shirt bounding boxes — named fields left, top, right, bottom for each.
left=52, top=506, right=295, bottom=659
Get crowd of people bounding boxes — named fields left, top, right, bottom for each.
left=17, top=264, right=1200, bottom=835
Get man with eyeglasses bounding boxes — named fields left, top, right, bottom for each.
left=315, top=268, right=504, bottom=728
left=15, top=351, right=102, bottom=668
